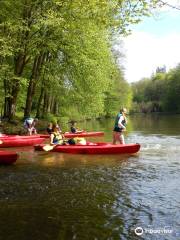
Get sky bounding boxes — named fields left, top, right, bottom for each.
left=122, top=0, right=180, bottom=83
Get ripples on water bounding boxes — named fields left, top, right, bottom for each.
left=0, top=116, right=180, bottom=240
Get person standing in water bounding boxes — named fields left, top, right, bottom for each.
left=24, top=117, right=38, bottom=135
left=113, top=108, right=128, bottom=144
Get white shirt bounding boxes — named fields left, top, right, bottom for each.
left=118, top=115, right=126, bottom=129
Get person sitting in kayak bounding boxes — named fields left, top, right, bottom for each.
left=47, top=121, right=62, bottom=135
left=47, top=122, right=53, bottom=135
left=56, top=121, right=62, bottom=133
left=24, top=117, right=38, bottom=135
left=70, top=121, right=84, bottom=134
left=50, top=123, right=64, bottom=145
left=50, top=122, right=86, bottom=145
left=113, top=108, right=128, bottom=144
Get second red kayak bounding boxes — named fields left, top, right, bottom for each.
left=0, top=131, right=104, bottom=139
left=34, top=143, right=140, bottom=154
left=40, top=131, right=104, bottom=139
left=0, top=150, right=18, bottom=164
left=0, top=137, right=45, bottom=148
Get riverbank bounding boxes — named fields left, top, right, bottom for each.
left=0, top=112, right=115, bottom=135
left=0, top=116, right=103, bottom=135
left=0, top=119, right=48, bottom=135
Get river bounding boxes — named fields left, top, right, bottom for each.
left=0, top=114, right=180, bottom=240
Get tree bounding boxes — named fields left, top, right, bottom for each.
left=0, top=0, right=162, bottom=120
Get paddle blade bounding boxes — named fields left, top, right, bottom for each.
left=43, top=145, right=54, bottom=151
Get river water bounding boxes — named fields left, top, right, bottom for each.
left=0, top=114, right=180, bottom=240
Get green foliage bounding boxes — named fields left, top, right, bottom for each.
left=41, top=113, right=53, bottom=122
left=163, top=65, right=180, bottom=112
left=104, top=67, right=132, bottom=117
left=0, top=0, right=162, bottom=120
left=132, top=65, right=180, bottom=113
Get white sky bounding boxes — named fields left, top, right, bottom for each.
left=122, top=0, right=180, bottom=82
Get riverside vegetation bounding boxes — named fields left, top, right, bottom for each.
left=131, top=65, right=180, bottom=114
left=0, top=0, right=163, bottom=125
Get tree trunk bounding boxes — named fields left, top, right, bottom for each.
left=3, top=75, right=11, bottom=118
left=47, top=94, right=52, bottom=113
left=50, top=96, right=55, bottom=112
left=36, top=85, right=44, bottom=118
left=53, top=101, right=59, bottom=115
left=8, top=53, right=26, bottom=120
left=7, top=3, right=32, bottom=120
left=42, top=91, right=48, bottom=116
left=24, top=53, right=46, bottom=118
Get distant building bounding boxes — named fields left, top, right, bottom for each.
left=156, top=65, right=166, bottom=73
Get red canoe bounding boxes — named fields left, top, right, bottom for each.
left=0, top=150, right=18, bottom=164
left=0, top=137, right=45, bottom=148
left=40, top=131, right=104, bottom=139
left=0, top=132, right=104, bottom=139
left=0, top=135, right=41, bottom=139
left=34, top=143, right=140, bottom=154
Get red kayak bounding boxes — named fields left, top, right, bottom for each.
left=40, top=131, right=104, bottom=139
left=0, top=135, right=41, bottom=139
left=0, top=132, right=104, bottom=139
left=0, top=137, right=45, bottom=148
left=34, top=143, right=140, bottom=154
left=0, top=150, right=18, bottom=164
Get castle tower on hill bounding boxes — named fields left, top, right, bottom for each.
left=156, top=65, right=166, bottom=73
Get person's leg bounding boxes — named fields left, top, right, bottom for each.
left=32, top=127, right=37, bottom=135
left=27, top=128, right=31, bottom=135
left=29, top=127, right=34, bottom=135
left=118, top=133, right=125, bottom=144
left=112, top=131, right=116, bottom=144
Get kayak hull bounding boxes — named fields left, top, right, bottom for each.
left=34, top=143, right=140, bottom=154
left=0, top=135, right=42, bottom=139
left=0, top=150, right=18, bottom=164
left=40, top=131, right=104, bottom=139
left=0, top=137, right=45, bottom=148
left=0, top=132, right=104, bottom=139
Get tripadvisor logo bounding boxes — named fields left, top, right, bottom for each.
left=134, top=226, right=173, bottom=236
left=134, top=227, right=144, bottom=236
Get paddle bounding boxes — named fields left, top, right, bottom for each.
left=43, top=139, right=69, bottom=151
left=44, top=131, right=67, bottom=151
left=43, top=144, right=57, bottom=151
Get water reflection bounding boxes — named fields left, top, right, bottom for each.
left=38, top=152, right=138, bottom=167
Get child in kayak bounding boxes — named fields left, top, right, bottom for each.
left=56, top=121, right=62, bottom=133
left=70, top=121, right=84, bottom=134
left=47, top=122, right=53, bottom=135
left=50, top=123, right=64, bottom=145
left=47, top=121, right=62, bottom=135
left=24, top=117, right=38, bottom=135
left=50, top=124, right=86, bottom=145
